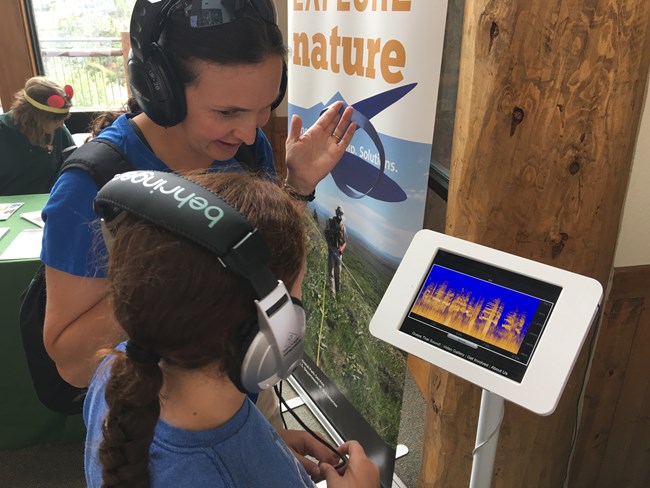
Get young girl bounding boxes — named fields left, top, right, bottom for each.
left=84, top=171, right=379, bottom=487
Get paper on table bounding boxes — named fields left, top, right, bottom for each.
left=0, top=228, right=8, bottom=240
left=0, top=202, right=25, bottom=221
left=20, top=211, right=45, bottom=228
left=0, top=228, right=43, bottom=260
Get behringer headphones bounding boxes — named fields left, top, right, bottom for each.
left=128, top=0, right=288, bottom=127
left=93, top=170, right=305, bottom=394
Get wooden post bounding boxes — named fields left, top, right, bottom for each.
left=0, top=2, right=37, bottom=111
left=418, top=1, right=650, bottom=487
left=569, top=265, right=650, bottom=487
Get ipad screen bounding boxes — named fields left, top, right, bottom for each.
left=400, top=250, right=562, bottom=382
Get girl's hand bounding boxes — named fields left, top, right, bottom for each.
left=319, top=440, right=380, bottom=488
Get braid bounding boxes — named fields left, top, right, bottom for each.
left=98, top=352, right=163, bottom=488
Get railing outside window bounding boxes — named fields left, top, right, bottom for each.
left=40, top=37, right=129, bottom=111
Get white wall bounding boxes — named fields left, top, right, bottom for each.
left=614, top=77, right=650, bottom=268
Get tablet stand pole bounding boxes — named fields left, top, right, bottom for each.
left=469, top=389, right=505, bottom=488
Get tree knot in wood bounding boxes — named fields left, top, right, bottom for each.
left=569, top=156, right=581, bottom=175
left=510, top=107, right=525, bottom=136
left=431, top=400, right=440, bottom=415
left=488, top=21, right=499, bottom=54
left=516, top=230, right=531, bottom=243
left=549, top=231, right=569, bottom=258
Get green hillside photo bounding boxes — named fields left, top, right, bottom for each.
left=300, top=212, right=407, bottom=446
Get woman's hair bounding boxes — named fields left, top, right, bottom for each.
left=85, top=98, right=141, bottom=142
left=98, top=171, right=305, bottom=487
left=11, top=76, right=73, bottom=145
left=161, top=0, right=286, bottom=87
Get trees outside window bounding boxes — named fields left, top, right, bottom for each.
left=30, top=0, right=136, bottom=110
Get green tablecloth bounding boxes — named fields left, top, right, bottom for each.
left=0, top=194, right=85, bottom=449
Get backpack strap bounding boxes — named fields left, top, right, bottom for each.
left=60, top=139, right=134, bottom=188
left=19, top=139, right=134, bottom=416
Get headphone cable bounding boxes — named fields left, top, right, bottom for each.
left=274, top=383, right=348, bottom=470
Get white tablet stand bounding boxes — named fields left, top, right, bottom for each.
left=369, top=230, right=603, bottom=488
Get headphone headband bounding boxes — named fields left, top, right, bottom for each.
left=94, top=170, right=305, bottom=393
left=128, top=0, right=285, bottom=126
left=131, top=0, right=277, bottom=62
left=129, top=0, right=167, bottom=63
left=94, top=170, right=277, bottom=297
left=23, top=84, right=74, bottom=114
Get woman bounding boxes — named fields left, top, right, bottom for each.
left=41, top=0, right=355, bottom=471
left=84, top=171, right=378, bottom=487
left=42, top=0, right=354, bottom=386
left=0, top=76, right=75, bottom=196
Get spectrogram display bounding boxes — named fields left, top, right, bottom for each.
left=410, top=265, right=541, bottom=354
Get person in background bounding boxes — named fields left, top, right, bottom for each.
left=84, top=171, right=379, bottom=487
left=325, top=205, right=347, bottom=296
left=0, top=76, right=75, bottom=196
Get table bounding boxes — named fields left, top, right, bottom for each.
left=0, top=194, right=85, bottom=449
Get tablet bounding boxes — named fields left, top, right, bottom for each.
left=369, top=230, right=603, bottom=415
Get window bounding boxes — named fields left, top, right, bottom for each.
left=29, top=0, right=136, bottom=110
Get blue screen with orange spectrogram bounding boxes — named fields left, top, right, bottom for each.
left=401, top=250, right=562, bottom=382
left=411, top=265, right=541, bottom=355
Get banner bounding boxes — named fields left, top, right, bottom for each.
left=288, top=1, right=448, bottom=485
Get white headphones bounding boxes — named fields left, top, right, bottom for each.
left=94, top=170, right=305, bottom=393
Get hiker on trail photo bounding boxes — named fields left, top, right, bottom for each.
left=325, top=205, right=347, bottom=296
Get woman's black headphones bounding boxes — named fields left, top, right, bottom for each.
left=94, top=170, right=305, bottom=393
left=128, top=0, right=288, bottom=127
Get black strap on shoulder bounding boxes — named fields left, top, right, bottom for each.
left=61, top=139, right=134, bottom=188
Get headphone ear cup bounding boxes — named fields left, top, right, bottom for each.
left=127, top=44, right=186, bottom=127
left=230, top=315, right=290, bottom=395
left=234, top=298, right=305, bottom=394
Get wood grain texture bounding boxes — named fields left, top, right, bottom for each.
left=570, top=265, right=650, bottom=487
left=419, top=0, right=650, bottom=486
left=407, top=354, right=431, bottom=398
left=0, top=1, right=36, bottom=111
left=448, top=0, right=650, bottom=282
left=419, top=368, right=481, bottom=488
